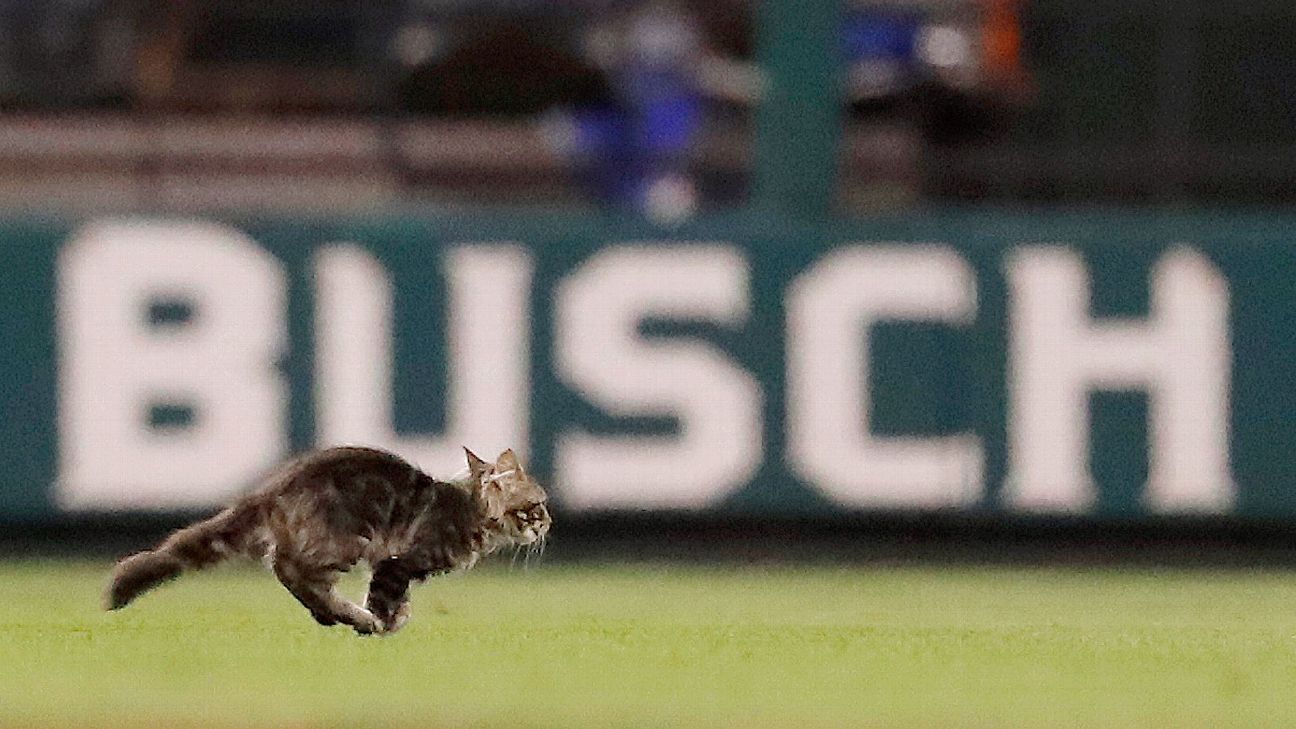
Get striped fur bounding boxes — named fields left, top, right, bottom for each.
left=106, top=446, right=551, bottom=635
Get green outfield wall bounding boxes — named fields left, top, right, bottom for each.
left=3, top=209, right=1296, bottom=521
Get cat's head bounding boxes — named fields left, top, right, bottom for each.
left=465, top=447, right=551, bottom=547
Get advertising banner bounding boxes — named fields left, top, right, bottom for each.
left=4, top=210, right=1295, bottom=520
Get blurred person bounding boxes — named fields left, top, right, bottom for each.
left=545, top=0, right=760, bottom=224
left=547, top=0, right=1023, bottom=221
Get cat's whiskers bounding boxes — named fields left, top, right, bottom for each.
left=523, top=533, right=547, bottom=571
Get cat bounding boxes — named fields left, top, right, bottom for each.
left=106, top=446, right=550, bottom=635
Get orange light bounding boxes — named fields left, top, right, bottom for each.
left=981, top=0, right=1025, bottom=87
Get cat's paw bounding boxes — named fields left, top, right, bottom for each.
left=382, top=603, right=411, bottom=634
left=350, top=609, right=383, bottom=636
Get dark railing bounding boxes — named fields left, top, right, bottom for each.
left=5, top=0, right=1296, bottom=209
left=926, top=0, right=1296, bottom=204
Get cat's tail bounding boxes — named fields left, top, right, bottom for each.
left=105, top=505, right=254, bottom=610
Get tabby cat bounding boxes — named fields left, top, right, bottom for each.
left=106, top=446, right=551, bottom=635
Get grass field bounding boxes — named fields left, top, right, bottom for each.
left=2, top=560, right=1296, bottom=727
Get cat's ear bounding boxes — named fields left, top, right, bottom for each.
left=495, top=449, right=520, bottom=473
left=464, top=447, right=489, bottom=480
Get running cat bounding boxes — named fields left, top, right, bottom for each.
left=106, top=446, right=550, bottom=635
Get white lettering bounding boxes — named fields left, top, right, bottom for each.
left=57, top=220, right=287, bottom=509
left=555, top=245, right=760, bottom=509
left=786, top=245, right=983, bottom=507
left=314, top=244, right=532, bottom=475
left=1005, top=247, right=1233, bottom=513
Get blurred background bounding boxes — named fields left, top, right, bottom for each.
left=4, top=0, right=1296, bottom=561
left=3, top=0, right=1296, bottom=215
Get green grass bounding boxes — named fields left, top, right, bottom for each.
left=2, top=560, right=1296, bottom=727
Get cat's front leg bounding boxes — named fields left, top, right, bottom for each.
left=365, top=557, right=413, bottom=633
left=364, top=593, right=410, bottom=634
left=383, top=601, right=411, bottom=633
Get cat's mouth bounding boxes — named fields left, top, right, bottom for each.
left=509, top=506, right=550, bottom=546
left=519, top=516, right=551, bottom=545
left=483, top=515, right=548, bottom=547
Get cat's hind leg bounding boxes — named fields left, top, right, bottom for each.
left=272, top=557, right=381, bottom=635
